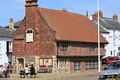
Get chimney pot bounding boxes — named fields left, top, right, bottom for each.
left=9, top=18, right=14, bottom=29
left=92, top=10, right=103, bottom=21
left=25, top=0, right=38, bottom=7
left=113, top=14, right=118, bottom=21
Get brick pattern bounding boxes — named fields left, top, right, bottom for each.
left=13, top=6, right=55, bottom=56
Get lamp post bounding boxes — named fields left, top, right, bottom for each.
left=97, top=0, right=101, bottom=72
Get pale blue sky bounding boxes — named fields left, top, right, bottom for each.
left=0, top=0, right=120, bottom=26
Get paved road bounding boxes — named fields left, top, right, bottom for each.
left=0, top=71, right=99, bottom=80
left=58, top=76, right=98, bottom=80
left=0, top=75, right=99, bottom=80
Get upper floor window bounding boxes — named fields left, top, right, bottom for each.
left=58, top=41, right=68, bottom=51
left=26, top=28, right=34, bottom=42
left=6, top=41, right=12, bottom=52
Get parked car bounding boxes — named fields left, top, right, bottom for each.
left=99, top=60, right=120, bottom=80
left=102, top=56, right=120, bottom=65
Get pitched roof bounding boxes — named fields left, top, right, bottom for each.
left=14, top=20, right=22, bottom=28
left=0, top=28, right=16, bottom=38
left=93, top=21, right=109, bottom=33
left=100, top=17, right=120, bottom=30
left=5, top=20, right=22, bottom=28
left=38, top=8, right=107, bottom=43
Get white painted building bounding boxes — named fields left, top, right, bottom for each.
left=0, top=28, right=15, bottom=65
left=92, top=11, right=120, bottom=57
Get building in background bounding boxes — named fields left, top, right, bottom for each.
left=0, top=18, right=16, bottom=65
left=92, top=11, right=120, bottom=57
left=5, top=19, right=22, bottom=29
left=0, top=27, right=15, bottom=65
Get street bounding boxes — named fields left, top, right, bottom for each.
left=1, top=75, right=98, bottom=80
left=0, top=71, right=99, bottom=80
left=58, top=76, right=98, bottom=80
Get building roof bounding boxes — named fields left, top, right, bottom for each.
left=5, top=20, right=22, bottom=28
left=0, top=28, right=16, bottom=38
left=93, top=21, right=109, bottom=33
left=14, top=20, right=22, bottom=28
left=38, top=8, right=107, bottom=43
left=99, top=17, right=120, bottom=30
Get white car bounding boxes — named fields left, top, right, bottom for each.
left=99, top=60, right=120, bottom=80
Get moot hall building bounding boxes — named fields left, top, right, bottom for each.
left=13, top=0, right=107, bottom=72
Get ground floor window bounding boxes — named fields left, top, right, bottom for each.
left=85, top=62, right=98, bottom=70
left=74, top=61, right=80, bottom=70
left=39, top=58, right=53, bottom=67
left=58, top=60, right=67, bottom=69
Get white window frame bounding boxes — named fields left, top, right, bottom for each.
left=26, top=28, right=34, bottom=42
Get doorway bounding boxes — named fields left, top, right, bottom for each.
left=18, top=58, right=24, bottom=65
left=17, top=58, right=24, bottom=72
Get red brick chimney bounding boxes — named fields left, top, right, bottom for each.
left=92, top=13, right=97, bottom=21
left=92, top=10, right=103, bottom=21
left=25, top=0, right=38, bottom=28
left=112, top=14, right=118, bottom=21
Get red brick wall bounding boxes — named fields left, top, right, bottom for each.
left=13, top=6, right=55, bottom=56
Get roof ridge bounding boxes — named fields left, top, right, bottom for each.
left=38, top=7, right=85, bottom=17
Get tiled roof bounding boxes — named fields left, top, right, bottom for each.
left=14, top=20, right=22, bottom=28
left=93, top=21, right=109, bottom=33
left=0, top=28, right=16, bottom=38
left=100, top=17, right=120, bottom=30
left=38, top=8, right=107, bottom=43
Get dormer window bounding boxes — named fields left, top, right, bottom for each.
left=26, top=28, right=34, bottom=42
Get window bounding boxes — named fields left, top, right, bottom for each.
left=85, top=62, right=98, bottom=70
left=58, top=41, right=68, bottom=51
left=111, top=51, right=112, bottom=55
left=74, top=61, right=80, bottom=70
left=26, top=28, right=34, bottom=42
left=109, top=36, right=112, bottom=38
left=58, top=60, right=67, bottom=70
left=9, top=42, right=12, bottom=52
left=6, top=41, right=12, bottom=52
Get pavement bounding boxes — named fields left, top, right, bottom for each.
left=0, top=70, right=99, bottom=80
